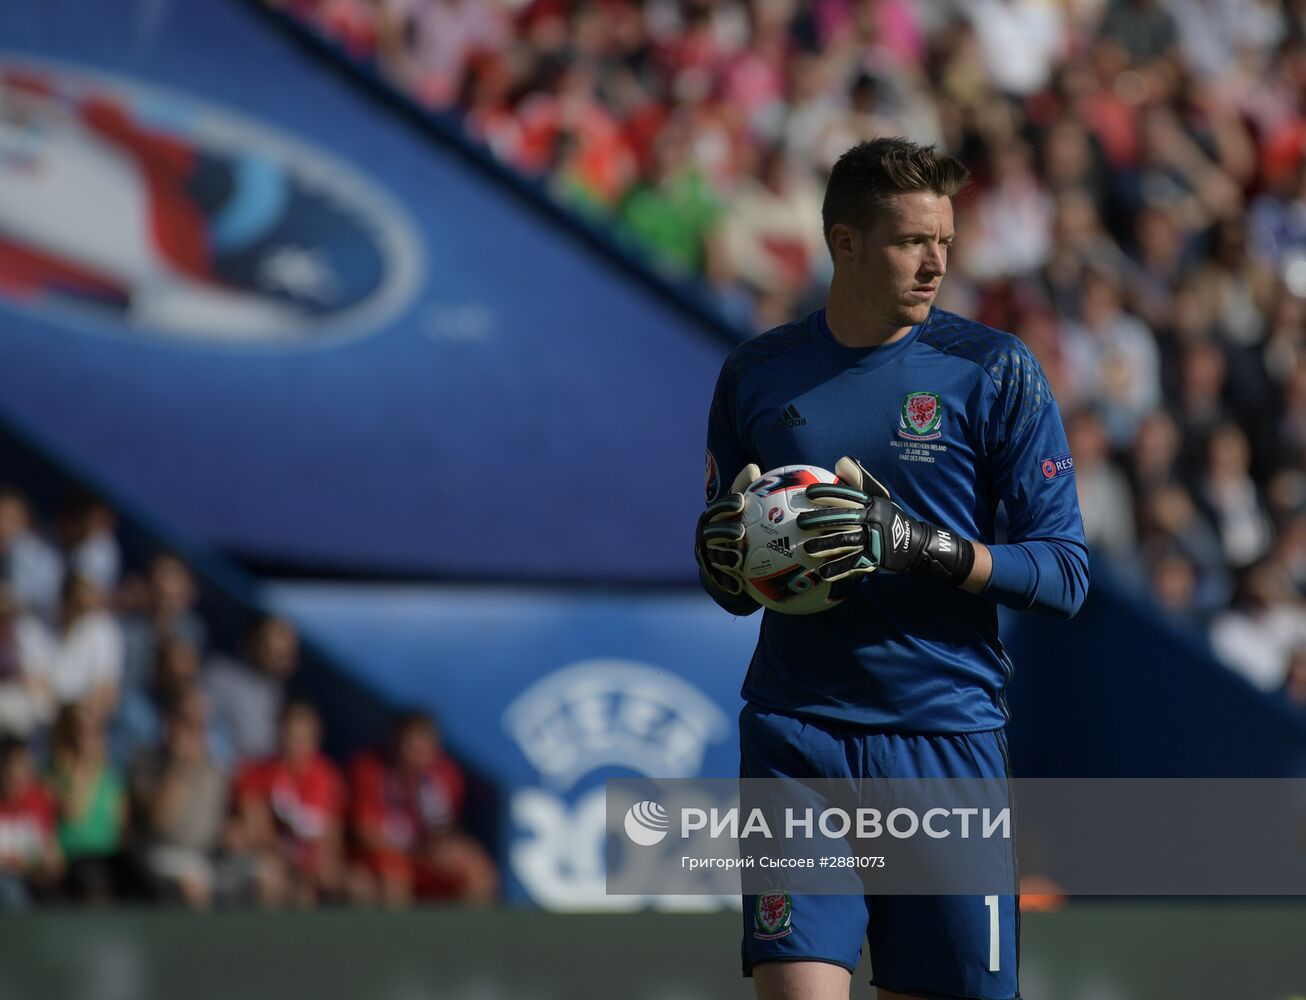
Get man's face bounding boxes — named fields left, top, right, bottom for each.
left=253, top=620, right=298, bottom=679
left=0, top=498, right=26, bottom=546
left=836, top=191, right=953, bottom=331
left=165, top=694, right=208, bottom=762
left=397, top=723, right=436, bottom=773
left=281, top=708, right=319, bottom=765
left=0, top=749, right=32, bottom=798
left=150, top=557, right=195, bottom=616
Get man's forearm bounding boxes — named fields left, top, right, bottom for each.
left=959, top=541, right=992, bottom=594
left=976, top=540, right=1090, bottom=618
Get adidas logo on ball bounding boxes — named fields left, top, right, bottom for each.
left=766, top=536, right=794, bottom=558
left=741, top=465, right=848, bottom=616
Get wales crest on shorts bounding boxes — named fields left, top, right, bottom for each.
left=754, top=892, right=793, bottom=940
left=898, top=391, right=943, bottom=441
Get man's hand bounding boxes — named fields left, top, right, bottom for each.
left=796, top=457, right=975, bottom=586
left=695, top=464, right=761, bottom=597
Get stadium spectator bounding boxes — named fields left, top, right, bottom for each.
left=58, top=497, right=120, bottom=595
left=119, top=554, right=206, bottom=694
left=204, top=616, right=298, bottom=764
left=113, top=635, right=231, bottom=769
left=0, top=588, right=55, bottom=741
left=310, top=0, right=378, bottom=58
left=1274, top=512, right=1306, bottom=597
left=128, top=690, right=230, bottom=909
left=347, top=712, right=497, bottom=907
left=1128, top=202, right=1193, bottom=334
left=1197, top=423, right=1275, bottom=570
left=1066, top=407, right=1137, bottom=566
left=1148, top=546, right=1202, bottom=623
left=1062, top=263, right=1162, bottom=447
left=1097, top=0, right=1179, bottom=81
left=1284, top=644, right=1306, bottom=708
left=376, top=0, right=510, bottom=110
left=1210, top=556, right=1306, bottom=692
left=1248, top=161, right=1306, bottom=283
left=1128, top=408, right=1182, bottom=494
left=1136, top=481, right=1231, bottom=616
left=1189, top=218, right=1266, bottom=348
left=1039, top=190, right=1128, bottom=330
left=232, top=702, right=344, bottom=907
left=966, top=0, right=1065, bottom=97
left=0, top=486, right=63, bottom=625
left=49, top=703, right=126, bottom=903
left=48, top=574, right=123, bottom=723
left=618, top=121, right=724, bottom=275
left=961, top=140, right=1055, bottom=281
left=711, top=144, right=825, bottom=301
left=1167, top=0, right=1287, bottom=82
left=1172, top=338, right=1235, bottom=475
left=0, top=738, right=62, bottom=908
left=1262, top=284, right=1306, bottom=390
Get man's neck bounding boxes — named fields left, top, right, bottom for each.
left=825, top=279, right=913, bottom=349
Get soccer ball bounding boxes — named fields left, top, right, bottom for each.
left=740, top=465, right=847, bottom=615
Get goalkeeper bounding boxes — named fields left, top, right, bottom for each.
left=695, top=137, right=1088, bottom=1000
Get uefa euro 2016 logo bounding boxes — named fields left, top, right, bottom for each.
left=0, top=56, right=422, bottom=345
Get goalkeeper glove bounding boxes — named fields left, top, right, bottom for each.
left=796, top=456, right=975, bottom=585
left=695, top=464, right=761, bottom=600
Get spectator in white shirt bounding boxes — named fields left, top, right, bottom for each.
left=61, top=499, right=121, bottom=595
left=967, top=0, right=1066, bottom=96
left=0, top=488, right=64, bottom=626
left=1209, top=557, right=1306, bottom=692
left=48, top=575, right=123, bottom=723
left=203, top=616, right=299, bottom=766
left=1063, top=263, right=1163, bottom=448
left=0, top=588, right=55, bottom=740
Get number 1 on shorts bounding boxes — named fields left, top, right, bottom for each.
left=984, top=895, right=1000, bottom=972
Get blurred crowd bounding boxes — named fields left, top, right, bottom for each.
left=270, top=0, right=1306, bottom=706
left=0, top=488, right=497, bottom=910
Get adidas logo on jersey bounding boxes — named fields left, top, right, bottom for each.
left=766, top=536, right=794, bottom=558
left=774, top=404, right=807, bottom=429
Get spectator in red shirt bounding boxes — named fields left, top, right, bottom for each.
left=0, top=738, right=63, bottom=908
left=232, top=701, right=344, bottom=907
left=348, top=712, right=497, bottom=907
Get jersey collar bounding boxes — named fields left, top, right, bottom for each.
left=810, top=307, right=929, bottom=374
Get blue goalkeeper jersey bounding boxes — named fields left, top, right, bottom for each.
left=704, top=307, right=1089, bottom=733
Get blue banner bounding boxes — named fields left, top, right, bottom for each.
left=0, top=0, right=725, bottom=581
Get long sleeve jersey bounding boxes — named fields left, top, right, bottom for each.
left=704, top=307, right=1089, bottom=732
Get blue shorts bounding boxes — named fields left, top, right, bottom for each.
left=739, top=703, right=1020, bottom=1000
